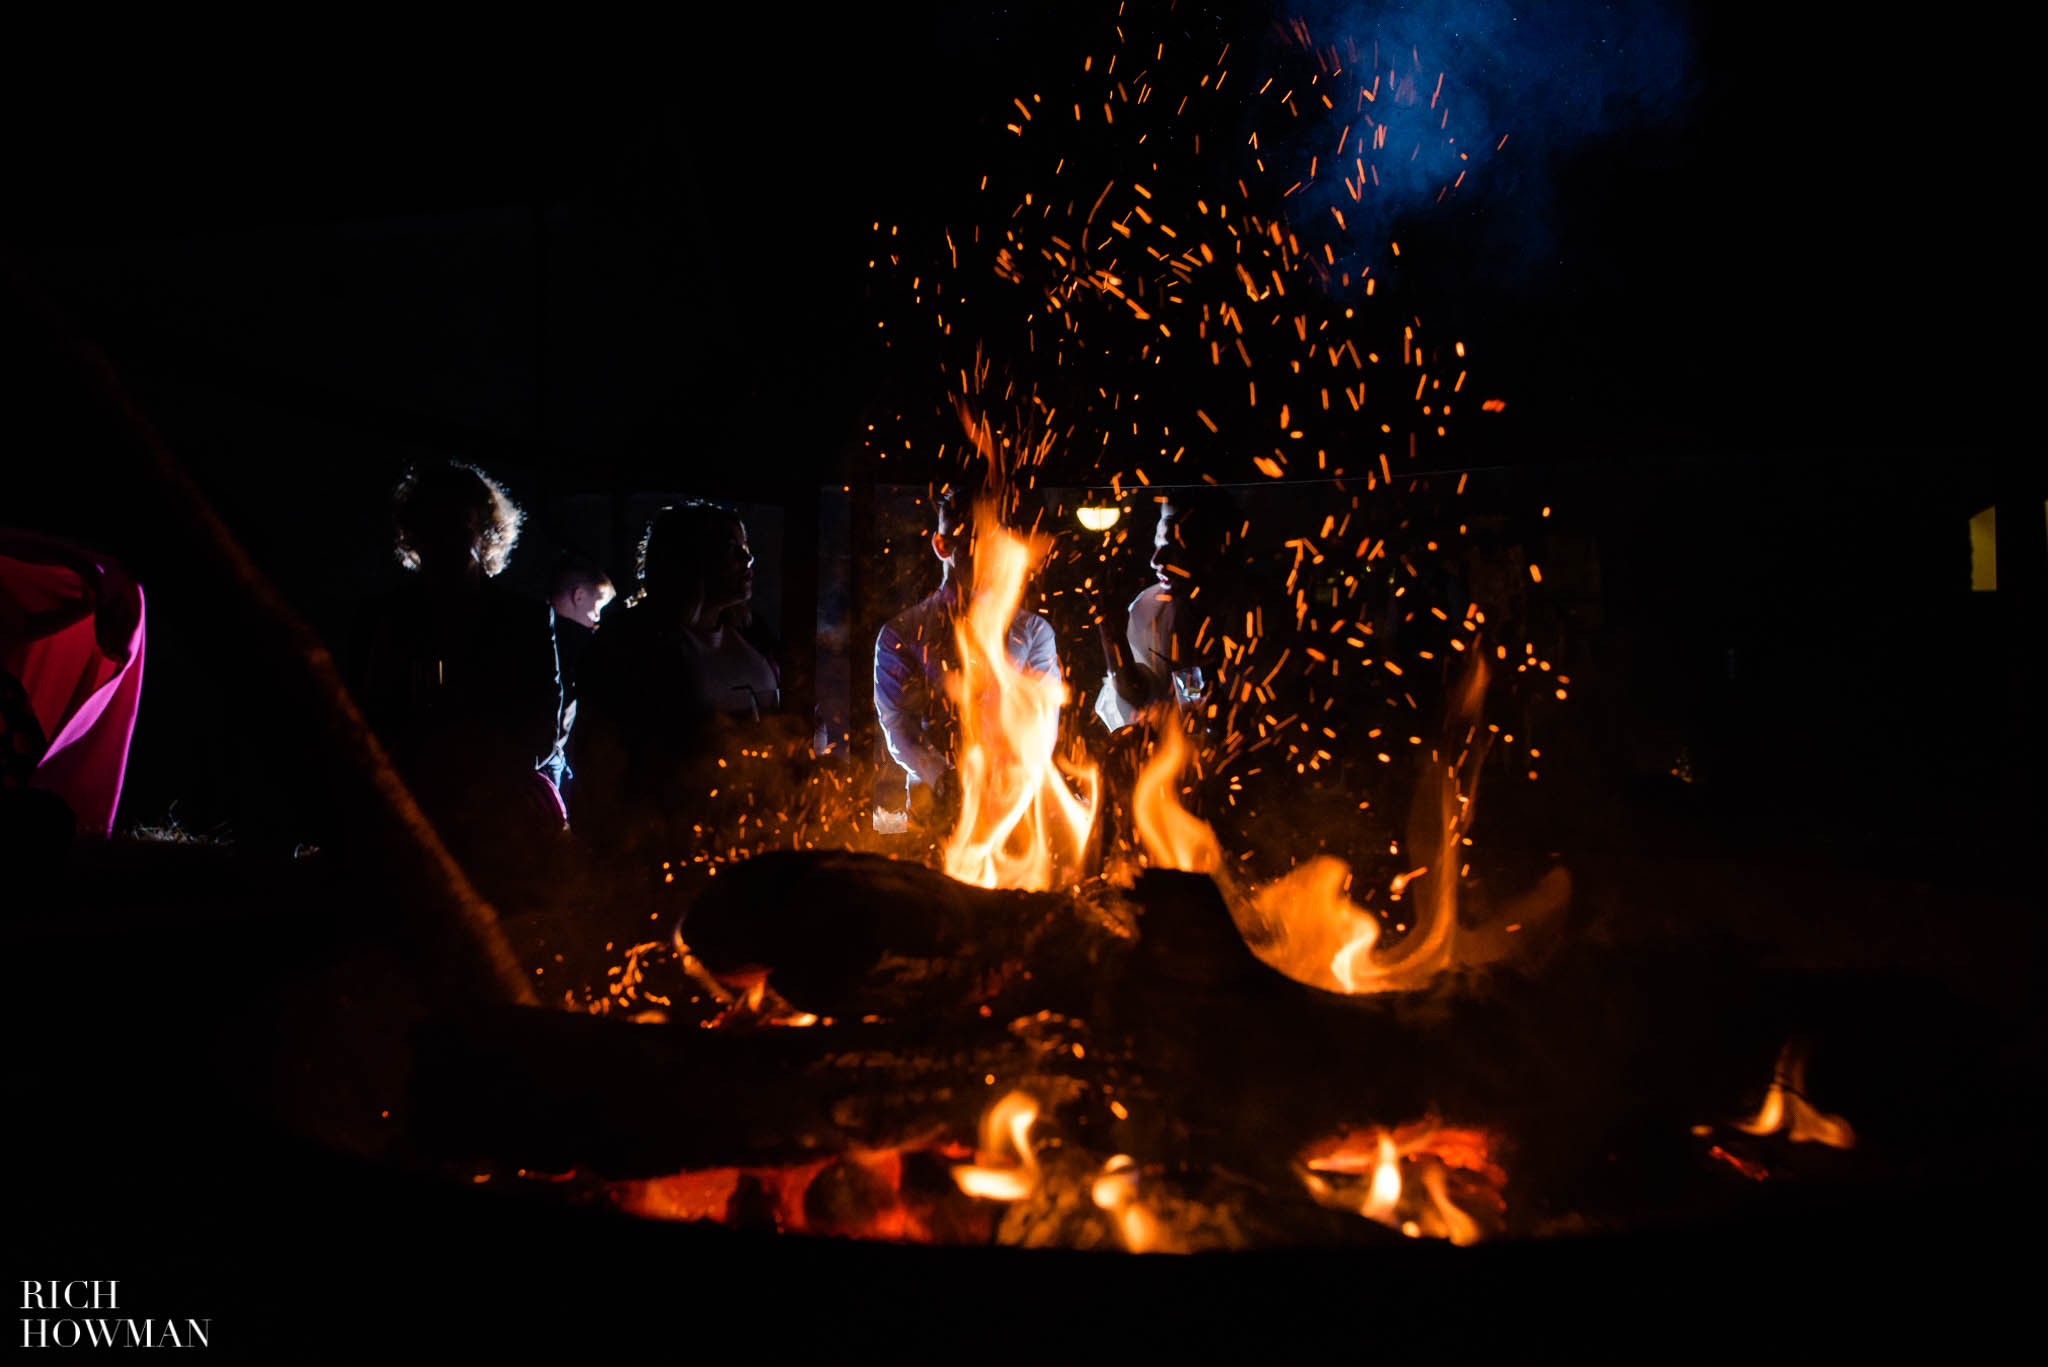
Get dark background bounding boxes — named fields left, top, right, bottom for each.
left=7, top=2, right=2033, bottom=874
left=3, top=4, right=2036, bottom=864
left=5, top=6, right=2037, bottom=1350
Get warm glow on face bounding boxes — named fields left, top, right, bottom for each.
left=941, top=504, right=1100, bottom=890
left=1076, top=504, right=1122, bottom=531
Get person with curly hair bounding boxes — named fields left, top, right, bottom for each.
left=351, top=462, right=563, bottom=873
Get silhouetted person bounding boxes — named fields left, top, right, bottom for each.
left=573, top=501, right=778, bottom=847
left=652, top=502, right=779, bottom=719
left=351, top=463, right=563, bottom=870
left=874, top=487, right=1059, bottom=828
left=542, top=552, right=614, bottom=796
left=1098, top=486, right=1245, bottom=731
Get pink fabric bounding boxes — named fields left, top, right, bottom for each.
left=530, top=768, right=568, bottom=828
left=1, top=537, right=146, bottom=837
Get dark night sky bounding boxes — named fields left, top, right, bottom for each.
left=2, top=3, right=2036, bottom=859
left=3, top=3, right=2029, bottom=470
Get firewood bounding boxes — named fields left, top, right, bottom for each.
left=405, top=1004, right=1090, bottom=1178
left=412, top=846, right=1971, bottom=1243
left=678, top=850, right=1136, bottom=1020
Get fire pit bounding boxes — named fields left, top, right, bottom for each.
left=407, top=833, right=2004, bottom=1264
left=15, top=2, right=2038, bottom=1355
left=387, top=0, right=2032, bottom=1263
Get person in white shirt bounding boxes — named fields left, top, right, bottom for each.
left=1097, top=486, right=1243, bottom=732
left=873, top=488, right=1058, bottom=826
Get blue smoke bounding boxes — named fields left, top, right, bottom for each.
left=1267, top=0, right=1697, bottom=278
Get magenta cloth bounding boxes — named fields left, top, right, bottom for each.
left=1, top=537, right=147, bottom=837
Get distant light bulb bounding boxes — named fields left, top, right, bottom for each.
left=1076, top=506, right=1122, bottom=531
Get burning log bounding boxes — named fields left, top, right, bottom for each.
left=409, top=810, right=1989, bottom=1252
left=614, top=1146, right=1004, bottom=1244
left=673, top=854, right=1487, bottom=1166
left=409, top=901, right=1963, bottom=1249
left=405, top=1002, right=1097, bottom=1178
left=672, top=850, right=1856, bottom=1191
left=670, top=855, right=1466, bottom=1183
left=678, top=850, right=1137, bottom=1020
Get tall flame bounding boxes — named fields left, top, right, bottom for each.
left=1363, top=1131, right=1403, bottom=1220
left=940, top=504, right=1100, bottom=890
left=1133, top=719, right=1222, bottom=874
left=1131, top=654, right=1491, bottom=994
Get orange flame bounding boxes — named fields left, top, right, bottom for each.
left=1735, top=1041, right=1857, bottom=1149
left=940, top=504, right=1100, bottom=891
left=1132, top=656, right=1491, bottom=995
left=1133, top=720, right=1222, bottom=874
left=1419, top=1166, right=1481, bottom=1246
left=1235, top=856, right=1378, bottom=992
left=1301, top=1119, right=1503, bottom=1244
left=951, top=1090, right=1042, bottom=1201
left=1326, top=650, right=1491, bottom=992
left=1363, top=1131, right=1402, bottom=1219
left=1090, top=1154, right=1165, bottom=1252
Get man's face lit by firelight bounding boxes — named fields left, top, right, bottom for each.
left=1151, top=505, right=1191, bottom=589
left=934, top=510, right=976, bottom=588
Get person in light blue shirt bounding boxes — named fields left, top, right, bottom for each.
left=873, top=488, right=1059, bottom=823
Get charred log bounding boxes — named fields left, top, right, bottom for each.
left=677, top=849, right=1137, bottom=1020
left=405, top=1004, right=1096, bottom=1178
left=412, top=846, right=2019, bottom=1242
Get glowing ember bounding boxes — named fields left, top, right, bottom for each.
left=617, top=1154, right=882, bottom=1235
left=951, top=1090, right=1043, bottom=1201
left=1707, top=1146, right=1770, bottom=1181
left=1301, top=1119, right=1505, bottom=1244
left=1735, top=1041, right=1857, bottom=1149
left=941, top=502, right=1101, bottom=892
left=609, top=1139, right=986, bottom=1242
